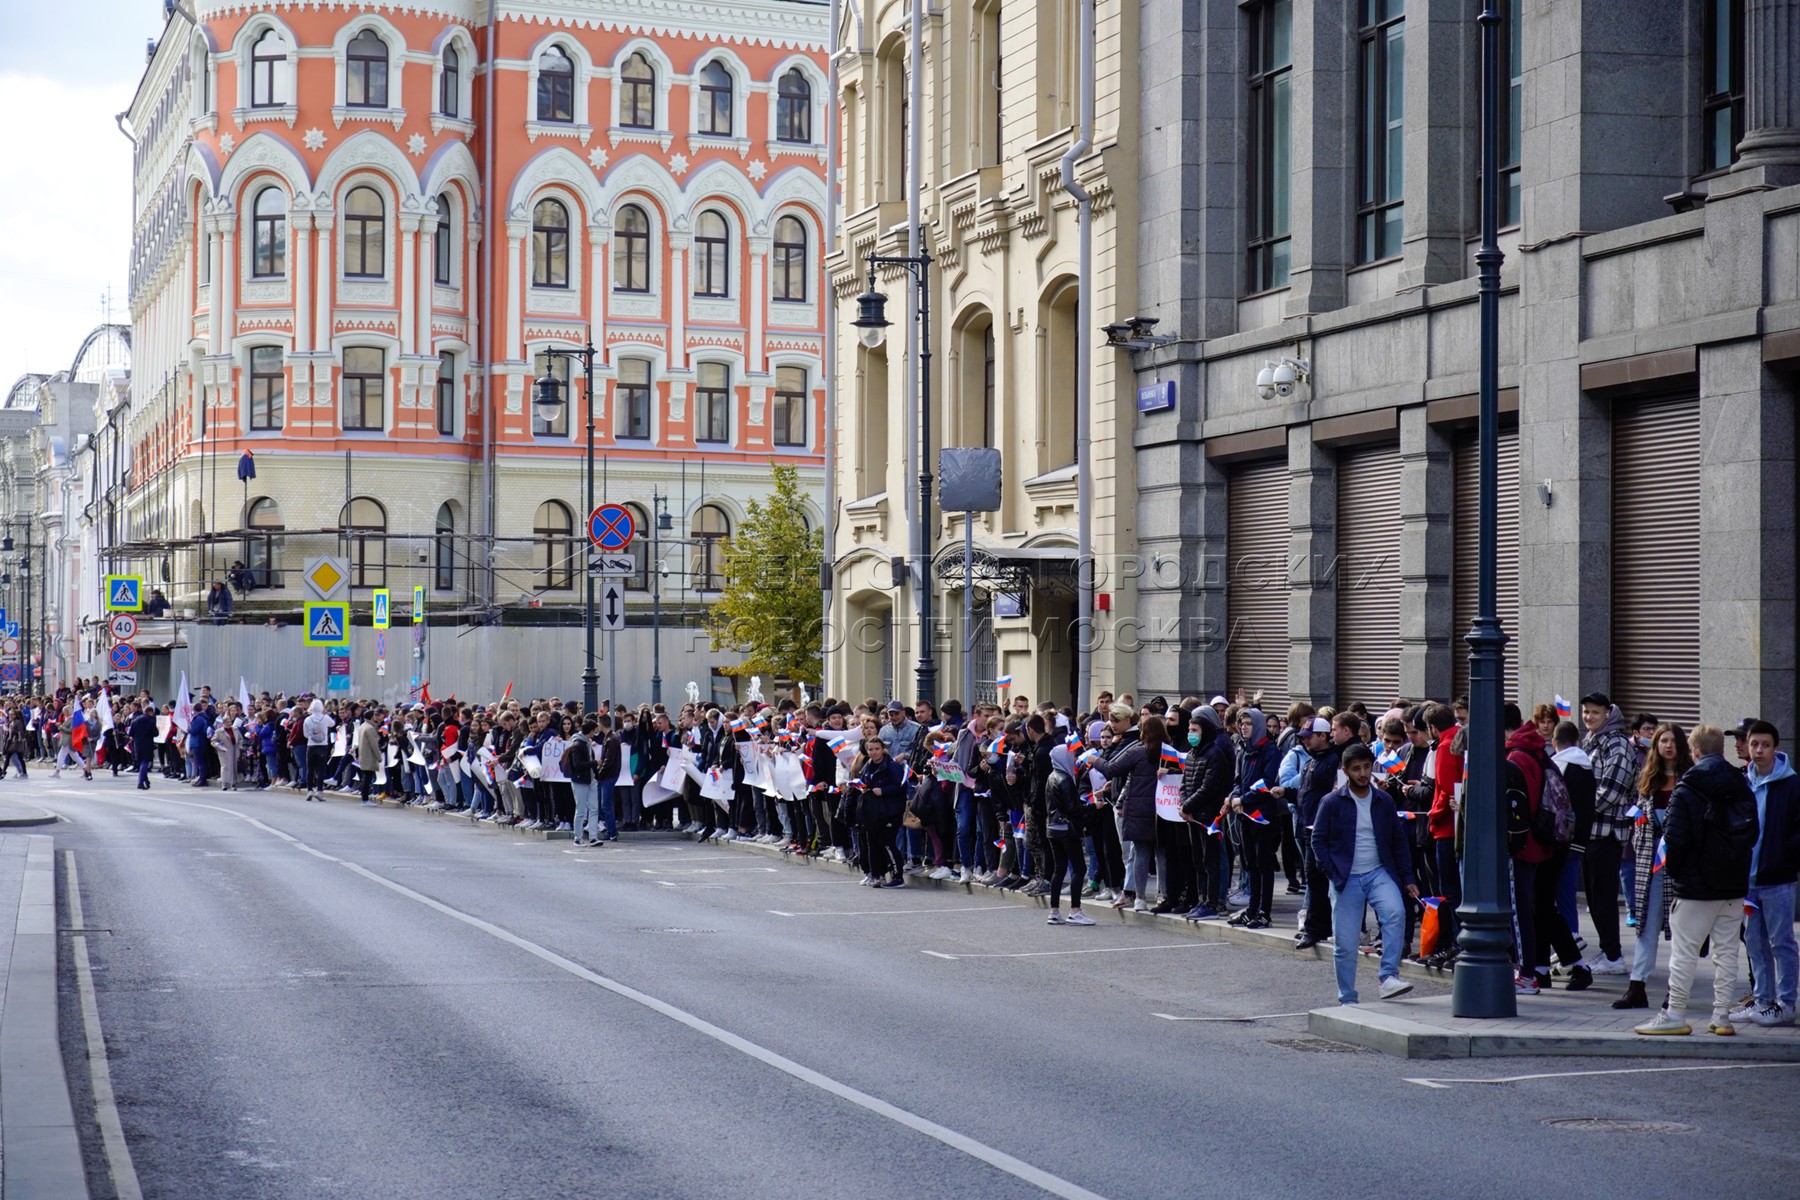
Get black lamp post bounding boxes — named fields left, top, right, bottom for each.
left=851, top=247, right=937, bottom=705
left=1452, top=1, right=1517, bottom=1019
left=534, top=342, right=601, bottom=716
left=650, top=490, right=673, bottom=706
left=1, top=525, right=25, bottom=694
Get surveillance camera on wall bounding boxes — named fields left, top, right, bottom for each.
left=1255, top=356, right=1310, bottom=402
left=1272, top=360, right=1298, bottom=398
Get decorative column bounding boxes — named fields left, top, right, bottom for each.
left=466, top=219, right=483, bottom=369
left=505, top=210, right=528, bottom=363
left=399, top=210, right=420, bottom=358
left=417, top=201, right=434, bottom=354
left=216, top=210, right=237, bottom=348
left=588, top=219, right=609, bottom=423
left=1736, top=0, right=1800, bottom=180
left=313, top=206, right=334, bottom=355
left=668, top=223, right=689, bottom=369
left=205, top=216, right=224, bottom=355
left=748, top=229, right=769, bottom=373
left=292, top=208, right=313, bottom=353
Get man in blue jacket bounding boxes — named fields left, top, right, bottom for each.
left=1735, top=720, right=1800, bottom=1027
left=1311, top=743, right=1419, bottom=1005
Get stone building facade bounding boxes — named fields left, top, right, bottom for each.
left=1132, top=0, right=1798, bottom=731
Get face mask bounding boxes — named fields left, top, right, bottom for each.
left=1187, top=732, right=1201, bottom=748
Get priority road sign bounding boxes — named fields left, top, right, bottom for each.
left=109, top=613, right=138, bottom=641
left=303, top=556, right=349, bottom=601
left=588, top=503, right=636, bottom=551
left=599, top=579, right=626, bottom=632
left=108, top=643, right=138, bottom=672
left=303, top=602, right=351, bottom=647
left=372, top=588, right=391, bottom=629
left=587, top=553, right=636, bottom=577
left=104, top=575, right=144, bottom=612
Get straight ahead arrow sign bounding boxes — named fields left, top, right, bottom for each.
left=599, top=580, right=625, bottom=632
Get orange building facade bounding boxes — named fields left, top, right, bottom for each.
left=125, top=0, right=829, bottom=617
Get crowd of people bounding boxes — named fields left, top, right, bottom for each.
left=22, top=676, right=1798, bottom=1028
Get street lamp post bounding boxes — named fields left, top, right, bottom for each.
left=534, top=342, right=601, bottom=716
left=851, top=247, right=937, bottom=705
left=650, top=490, right=673, bottom=706
left=1452, top=1, right=1517, bottom=1019
left=2, top=525, right=28, bottom=696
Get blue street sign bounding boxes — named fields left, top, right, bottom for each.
left=304, top=602, right=351, bottom=647
left=588, top=503, right=636, bottom=551
left=105, top=575, right=144, bottom=612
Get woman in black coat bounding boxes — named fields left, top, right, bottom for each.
left=1096, top=714, right=1175, bottom=912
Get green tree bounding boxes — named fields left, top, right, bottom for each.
left=704, top=462, right=824, bottom=685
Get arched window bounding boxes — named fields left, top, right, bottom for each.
left=343, top=185, right=384, bottom=278
left=346, top=29, right=389, bottom=108
left=249, top=28, right=289, bottom=108
left=623, top=501, right=650, bottom=591
left=531, top=350, right=571, bottom=436
left=433, top=193, right=453, bottom=284
left=772, top=214, right=807, bottom=302
left=538, top=45, right=575, bottom=122
left=248, top=344, right=285, bottom=430
left=531, top=198, right=570, bottom=288
left=698, top=60, right=733, bottom=136
left=777, top=68, right=812, bottom=142
left=534, top=500, right=575, bottom=591
left=433, top=501, right=456, bottom=591
left=614, top=204, right=650, bottom=292
left=245, top=496, right=283, bottom=587
left=340, top=496, right=387, bottom=587
left=440, top=44, right=461, bottom=116
left=251, top=186, right=286, bottom=278
left=620, top=51, right=656, bottom=128
left=694, top=209, right=729, bottom=297
left=690, top=504, right=730, bottom=592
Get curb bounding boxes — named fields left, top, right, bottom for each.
left=0, top=834, right=91, bottom=1198
left=1307, top=1004, right=1800, bottom=1061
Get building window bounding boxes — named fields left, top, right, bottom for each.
left=249, top=28, right=289, bottom=108
left=246, top=496, right=283, bottom=587
left=777, top=68, right=811, bottom=142
left=698, top=60, right=733, bottom=135
left=534, top=500, right=576, bottom=591
left=538, top=45, right=575, bottom=123
left=433, top=194, right=453, bottom=285
left=695, top=362, right=730, bottom=444
left=340, top=496, right=386, bottom=587
left=691, top=503, right=730, bottom=592
left=620, top=51, right=655, bottom=128
left=532, top=351, right=571, bottom=436
left=248, top=345, right=285, bottom=430
left=343, top=185, right=384, bottom=278
left=251, top=186, right=286, bottom=278
left=773, top=365, right=806, bottom=447
left=434, top=502, right=456, bottom=591
left=532, top=198, right=570, bottom=288
left=1247, top=0, right=1293, bottom=292
left=1702, top=0, right=1745, bottom=172
left=694, top=209, right=730, bottom=297
left=346, top=28, right=388, bottom=108
left=1498, top=0, right=1521, bottom=226
left=341, top=346, right=385, bottom=430
left=1356, top=0, right=1405, bottom=263
left=982, top=324, right=996, bottom=448
left=623, top=502, right=650, bottom=590
left=435, top=351, right=456, bottom=435
left=616, top=356, right=651, bottom=440
left=772, top=215, right=807, bottom=302
left=614, top=204, right=651, bottom=292
left=440, top=44, right=460, bottom=116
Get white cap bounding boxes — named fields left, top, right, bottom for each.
left=1210, top=695, right=1228, bottom=707
left=1309, top=717, right=1332, bottom=735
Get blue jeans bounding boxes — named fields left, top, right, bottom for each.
left=955, top=787, right=978, bottom=871
left=1745, top=881, right=1799, bottom=1011
left=1330, top=867, right=1406, bottom=1005
left=572, top=779, right=599, bottom=841
left=1630, top=869, right=1665, bottom=983
left=1124, top=838, right=1154, bottom=898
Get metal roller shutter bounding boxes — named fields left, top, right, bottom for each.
left=1226, top=458, right=1290, bottom=704
left=1335, top=445, right=1402, bottom=708
left=1612, top=396, right=1700, bottom=727
left=1452, top=428, right=1520, bottom=705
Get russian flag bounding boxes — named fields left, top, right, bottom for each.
left=1651, top=837, right=1667, bottom=874
left=1204, top=818, right=1223, bottom=837
left=1418, top=895, right=1442, bottom=910
left=1077, top=748, right=1102, bottom=769
left=1555, top=694, right=1573, bottom=718
left=1064, top=731, right=1083, bottom=750
left=1625, top=803, right=1647, bottom=825
left=1376, top=747, right=1406, bottom=775
left=1242, top=808, right=1270, bottom=825
left=729, top=715, right=747, bottom=733
left=986, top=734, right=1007, bottom=756
left=1394, top=809, right=1418, bottom=820
left=1160, top=743, right=1185, bottom=768
left=995, top=674, right=1013, bottom=690
left=70, top=706, right=88, bottom=752
left=1246, top=779, right=1271, bottom=793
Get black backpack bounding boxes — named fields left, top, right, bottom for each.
left=561, top=736, right=594, bottom=785
left=1532, top=752, right=1576, bottom=845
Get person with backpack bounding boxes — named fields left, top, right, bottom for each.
left=1613, top=723, right=1690, bottom=1010
left=565, top=718, right=603, bottom=847
left=592, top=714, right=622, bottom=844
left=1505, top=709, right=1590, bottom=993
left=1637, top=725, right=1760, bottom=1036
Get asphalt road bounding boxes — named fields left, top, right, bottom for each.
left=27, top=774, right=1800, bottom=1200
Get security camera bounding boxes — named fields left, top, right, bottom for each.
left=1272, top=360, right=1297, bottom=399
left=1255, top=356, right=1310, bottom=402
left=1255, top=363, right=1277, bottom=402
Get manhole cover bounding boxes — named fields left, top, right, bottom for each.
left=1268, top=1037, right=1366, bottom=1054
left=1543, top=1118, right=1694, bottom=1135
left=641, top=927, right=717, bottom=935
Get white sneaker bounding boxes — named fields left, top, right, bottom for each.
left=1379, top=976, right=1414, bottom=1000
left=1752, top=1004, right=1795, bottom=1028
left=1728, top=1000, right=1763, bottom=1023
left=1228, top=889, right=1250, bottom=908
left=958, top=867, right=974, bottom=884
left=904, top=864, right=927, bottom=876
left=1065, top=910, right=1096, bottom=926
left=928, top=866, right=954, bottom=880
left=1635, top=1009, right=1692, bottom=1036
left=1046, top=911, right=1066, bottom=925
left=1132, top=899, right=1150, bottom=913
left=1587, top=955, right=1628, bottom=976
left=860, top=874, right=876, bottom=887
left=557, top=822, right=572, bottom=831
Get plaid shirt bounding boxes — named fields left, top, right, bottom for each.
left=1583, top=727, right=1638, bottom=842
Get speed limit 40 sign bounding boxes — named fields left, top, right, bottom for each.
left=110, top=613, right=139, bottom=641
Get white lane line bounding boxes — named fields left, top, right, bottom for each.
left=924, top=942, right=1229, bottom=961
left=63, top=850, right=145, bottom=1200
left=1152, top=1011, right=1310, bottom=1022
left=128, top=793, right=1110, bottom=1200
left=1403, top=1063, right=1800, bottom=1089
left=768, top=905, right=1019, bottom=917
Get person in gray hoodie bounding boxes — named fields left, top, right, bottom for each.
left=1734, top=721, right=1800, bottom=1026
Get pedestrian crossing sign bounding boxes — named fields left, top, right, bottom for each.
left=303, top=602, right=351, bottom=647
left=104, top=575, right=144, bottom=612
left=372, top=588, right=391, bottom=630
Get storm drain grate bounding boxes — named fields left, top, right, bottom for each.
left=1543, top=1118, right=1694, bottom=1135
left=1267, top=1037, right=1366, bottom=1054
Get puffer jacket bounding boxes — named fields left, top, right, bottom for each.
left=1179, top=707, right=1234, bottom=822
left=1664, top=755, right=1758, bottom=901
left=1096, top=740, right=1161, bottom=843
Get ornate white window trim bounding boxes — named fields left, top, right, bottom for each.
left=686, top=49, right=751, bottom=144
left=609, top=126, right=673, bottom=152
left=768, top=300, right=819, bottom=328
left=234, top=105, right=298, bottom=130
left=528, top=287, right=583, bottom=316
left=609, top=293, right=663, bottom=321
left=689, top=297, right=740, bottom=325
left=765, top=55, right=826, bottom=152
left=687, top=134, right=753, bottom=160
left=431, top=114, right=475, bottom=139
left=332, top=106, right=407, bottom=131
left=527, top=120, right=595, bottom=145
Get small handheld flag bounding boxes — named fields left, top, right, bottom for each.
left=1064, top=731, right=1083, bottom=750
left=1160, top=744, right=1185, bottom=768
left=1242, top=808, right=1270, bottom=825
left=995, top=674, right=1013, bottom=689
left=1554, top=695, right=1573, bottom=718
left=1076, top=748, right=1102, bottom=769
left=985, top=734, right=1007, bottom=756
left=1651, top=837, right=1667, bottom=874
left=1204, top=819, right=1222, bottom=837
left=1376, top=746, right=1406, bottom=775
left=1394, top=809, right=1418, bottom=820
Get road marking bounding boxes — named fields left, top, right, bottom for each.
left=640, top=867, right=780, bottom=875
left=923, top=942, right=1229, bottom=961
left=63, top=850, right=144, bottom=1200
left=1403, top=1063, right=1800, bottom=1089
left=768, top=905, right=1019, bottom=917
left=124, top=793, right=1111, bottom=1200
left=1152, top=1011, right=1310, bottom=1022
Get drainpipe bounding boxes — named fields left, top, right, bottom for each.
left=906, top=0, right=925, bottom=695
left=479, top=0, right=499, bottom=609
left=822, top=0, right=841, bottom=695
left=1060, top=0, right=1095, bottom=708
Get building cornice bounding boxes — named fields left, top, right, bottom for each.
left=192, top=1, right=827, bottom=48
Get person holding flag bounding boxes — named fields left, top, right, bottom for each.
left=1092, top=712, right=1174, bottom=913
left=1227, top=707, right=1283, bottom=928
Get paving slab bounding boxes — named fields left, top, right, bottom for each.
left=0, top=800, right=57, bottom=828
